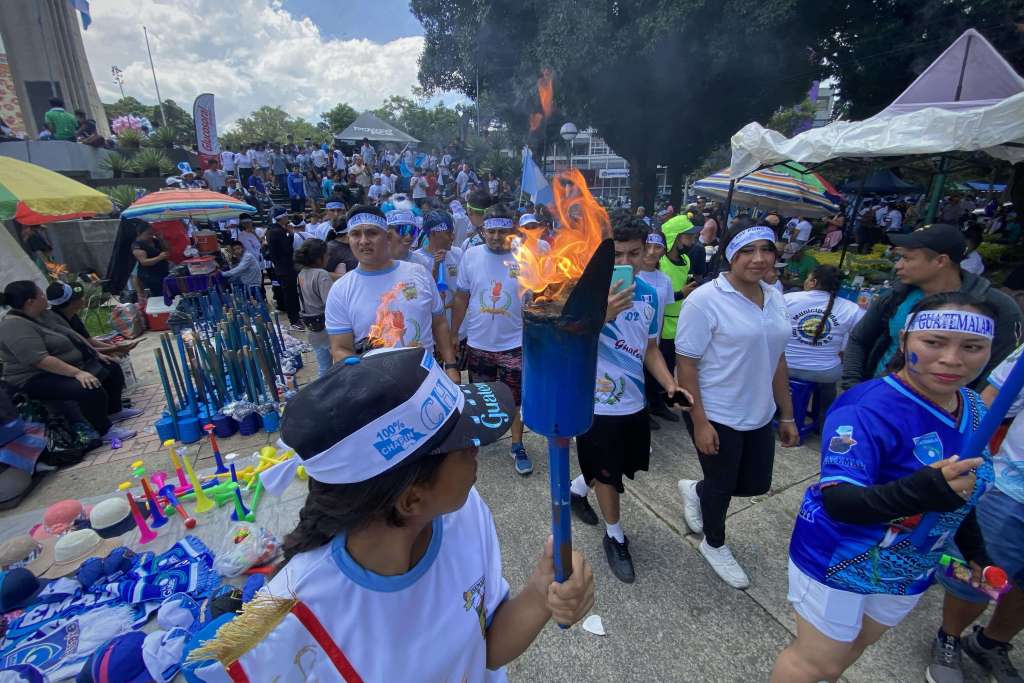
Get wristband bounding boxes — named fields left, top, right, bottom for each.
left=443, top=362, right=459, bottom=370
left=779, top=418, right=796, bottom=423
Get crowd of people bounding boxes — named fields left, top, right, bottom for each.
left=166, top=172, right=1023, bottom=682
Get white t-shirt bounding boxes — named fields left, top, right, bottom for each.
left=311, top=149, right=328, bottom=168
left=332, top=149, right=345, bottom=170
left=325, top=260, right=443, bottom=351
left=636, top=269, right=672, bottom=335
left=675, top=274, right=790, bottom=430
left=401, top=249, right=434, bottom=273
left=418, top=246, right=464, bottom=338
left=253, top=149, right=271, bottom=167
left=234, top=151, right=252, bottom=169
left=368, top=184, right=384, bottom=202
left=885, top=208, right=902, bottom=232
left=220, top=488, right=510, bottom=683
left=219, top=151, right=236, bottom=171
left=961, top=250, right=985, bottom=275
left=782, top=289, right=865, bottom=372
left=455, top=245, right=523, bottom=352
left=488, top=179, right=499, bottom=195
left=308, top=221, right=333, bottom=241
left=986, top=345, right=1024, bottom=504
left=594, top=278, right=658, bottom=416
left=456, top=171, right=469, bottom=195
left=792, top=219, right=812, bottom=242
left=410, top=175, right=428, bottom=199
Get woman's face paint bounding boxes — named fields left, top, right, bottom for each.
left=909, top=351, right=919, bottom=366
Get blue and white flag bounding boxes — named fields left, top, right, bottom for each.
left=68, top=0, right=92, bottom=29
left=520, top=146, right=552, bottom=206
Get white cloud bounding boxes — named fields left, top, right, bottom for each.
left=81, top=0, right=428, bottom=128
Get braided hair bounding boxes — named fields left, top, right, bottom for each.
left=280, top=451, right=448, bottom=563
left=809, top=265, right=841, bottom=345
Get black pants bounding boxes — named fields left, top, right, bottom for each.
left=290, top=197, right=304, bottom=212
left=276, top=270, right=300, bottom=324
left=647, top=338, right=677, bottom=413
left=239, top=167, right=252, bottom=186
left=20, top=362, right=125, bottom=435
left=683, top=415, right=775, bottom=547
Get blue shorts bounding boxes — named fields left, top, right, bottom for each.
left=935, top=487, right=1024, bottom=604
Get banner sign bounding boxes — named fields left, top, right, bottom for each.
left=192, top=93, right=219, bottom=156
left=598, top=168, right=629, bottom=179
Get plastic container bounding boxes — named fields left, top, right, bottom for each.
left=261, top=409, right=280, bottom=433
left=178, top=416, right=202, bottom=444
left=184, top=257, right=217, bottom=276
left=154, top=415, right=177, bottom=441
left=238, top=412, right=262, bottom=436
left=194, top=231, right=220, bottom=254
left=211, top=414, right=238, bottom=438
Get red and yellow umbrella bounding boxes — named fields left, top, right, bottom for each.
left=0, top=156, right=113, bottom=225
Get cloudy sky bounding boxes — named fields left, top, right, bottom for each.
left=80, top=0, right=442, bottom=128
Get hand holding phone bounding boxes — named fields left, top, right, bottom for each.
left=611, top=264, right=634, bottom=291
left=660, top=389, right=692, bottom=408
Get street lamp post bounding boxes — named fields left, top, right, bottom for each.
left=560, top=122, right=578, bottom=171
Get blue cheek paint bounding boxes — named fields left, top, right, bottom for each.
left=909, top=352, right=919, bottom=366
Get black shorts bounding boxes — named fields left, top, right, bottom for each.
left=467, top=346, right=522, bottom=405
left=576, top=409, right=650, bottom=493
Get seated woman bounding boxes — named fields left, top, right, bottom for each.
left=783, top=265, right=865, bottom=417
left=0, top=281, right=140, bottom=444
left=46, top=282, right=139, bottom=356
left=131, top=223, right=170, bottom=300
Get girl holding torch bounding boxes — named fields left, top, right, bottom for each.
left=771, top=292, right=997, bottom=683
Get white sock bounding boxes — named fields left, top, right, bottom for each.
left=570, top=475, right=590, bottom=497
left=606, top=522, right=625, bottom=543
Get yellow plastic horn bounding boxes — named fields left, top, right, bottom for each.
left=181, top=453, right=215, bottom=514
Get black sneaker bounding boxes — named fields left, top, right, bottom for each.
left=926, top=631, right=964, bottom=683
left=649, top=406, right=680, bottom=422
left=649, top=415, right=661, bottom=431
left=603, top=534, right=635, bottom=583
left=570, top=493, right=599, bottom=525
left=963, top=625, right=1023, bottom=683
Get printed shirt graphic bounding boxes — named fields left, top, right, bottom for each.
left=594, top=278, right=658, bottom=416
left=987, top=344, right=1024, bottom=503
left=229, top=488, right=510, bottom=683
left=636, top=269, right=673, bottom=336
left=325, top=260, right=443, bottom=352
left=790, top=375, right=994, bottom=595
left=456, top=245, right=524, bottom=352
left=783, top=290, right=865, bottom=372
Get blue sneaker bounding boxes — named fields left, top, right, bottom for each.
left=511, top=444, right=533, bottom=475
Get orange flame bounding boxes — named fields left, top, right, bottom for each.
left=511, top=169, right=611, bottom=304
left=367, top=283, right=406, bottom=348
left=528, top=68, right=555, bottom=133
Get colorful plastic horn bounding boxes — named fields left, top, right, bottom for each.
left=126, top=492, right=156, bottom=544
left=181, top=451, right=215, bottom=514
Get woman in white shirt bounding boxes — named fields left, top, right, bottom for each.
left=783, top=265, right=865, bottom=417
left=675, top=225, right=799, bottom=589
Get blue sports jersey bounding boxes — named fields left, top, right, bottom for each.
left=790, top=375, right=994, bottom=596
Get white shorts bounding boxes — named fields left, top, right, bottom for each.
left=787, top=560, right=923, bottom=642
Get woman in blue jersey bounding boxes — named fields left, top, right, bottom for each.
left=771, top=292, right=997, bottom=683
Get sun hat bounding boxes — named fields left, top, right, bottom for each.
left=0, top=535, right=53, bottom=575
left=0, top=568, right=49, bottom=612
left=42, top=529, right=122, bottom=579
left=30, top=499, right=86, bottom=540
left=261, top=348, right=513, bottom=494
left=89, top=497, right=136, bottom=539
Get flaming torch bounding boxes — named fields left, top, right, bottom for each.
left=512, top=169, right=614, bottom=590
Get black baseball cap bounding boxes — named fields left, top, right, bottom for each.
left=889, top=223, right=967, bottom=262
left=280, top=348, right=513, bottom=484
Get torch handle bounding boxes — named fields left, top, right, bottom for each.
left=548, top=436, right=573, bottom=630
left=961, top=349, right=1024, bottom=458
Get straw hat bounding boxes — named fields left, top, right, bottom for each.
left=0, top=535, right=53, bottom=576
left=41, top=529, right=122, bottom=578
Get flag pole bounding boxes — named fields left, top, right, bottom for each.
left=143, top=26, right=168, bottom=127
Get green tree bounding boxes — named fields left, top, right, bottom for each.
left=413, top=0, right=829, bottom=209
left=224, top=105, right=324, bottom=146
left=321, top=103, right=359, bottom=134
left=102, top=97, right=195, bottom=146
left=371, top=95, right=463, bottom=150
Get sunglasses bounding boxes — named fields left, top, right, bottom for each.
left=391, top=225, right=416, bottom=237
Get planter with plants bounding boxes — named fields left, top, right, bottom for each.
left=127, top=148, right=174, bottom=177
left=143, top=126, right=177, bottom=150
left=100, top=185, right=143, bottom=214
left=116, top=129, right=142, bottom=150
left=99, top=152, right=129, bottom=178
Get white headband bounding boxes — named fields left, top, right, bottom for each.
left=348, top=213, right=386, bottom=229
left=483, top=217, right=514, bottom=230
left=904, top=309, right=995, bottom=339
left=646, top=233, right=665, bottom=246
left=47, top=283, right=74, bottom=307
left=260, top=354, right=465, bottom=493
left=725, top=226, right=776, bottom=262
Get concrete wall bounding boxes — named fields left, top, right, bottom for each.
left=0, top=0, right=109, bottom=138
left=47, top=218, right=119, bottom=276
left=0, top=140, right=112, bottom=179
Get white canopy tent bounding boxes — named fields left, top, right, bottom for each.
left=729, top=29, right=1024, bottom=179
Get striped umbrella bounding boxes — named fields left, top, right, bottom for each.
left=0, top=157, right=112, bottom=225
left=772, top=162, right=842, bottom=203
left=694, top=167, right=839, bottom=218
left=122, top=188, right=255, bottom=222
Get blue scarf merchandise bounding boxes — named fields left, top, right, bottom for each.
left=0, top=537, right=222, bottom=676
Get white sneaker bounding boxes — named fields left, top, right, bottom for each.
left=677, top=479, right=703, bottom=534
left=699, top=539, right=750, bottom=589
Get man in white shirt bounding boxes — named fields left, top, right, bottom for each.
left=220, top=148, right=236, bottom=174
left=456, top=164, right=470, bottom=197
left=410, top=170, right=428, bottom=200
left=253, top=144, right=271, bottom=175
left=202, top=159, right=227, bottom=192
left=324, top=206, right=460, bottom=374
left=451, top=206, right=533, bottom=476
left=569, top=211, right=686, bottom=583
left=368, top=175, right=385, bottom=203
left=311, top=146, right=328, bottom=171
left=235, top=147, right=253, bottom=186
left=884, top=202, right=903, bottom=233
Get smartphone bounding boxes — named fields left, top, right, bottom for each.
left=611, top=264, right=634, bottom=291
left=660, top=389, right=692, bottom=408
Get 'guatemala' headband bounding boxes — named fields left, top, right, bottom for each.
left=47, top=283, right=74, bottom=307
left=646, top=233, right=666, bottom=247
left=904, top=309, right=995, bottom=339
left=348, top=213, right=387, bottom=229
left=483, top=217, right=514, bottom=230
left=725, top=226, right=776, bottom=263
